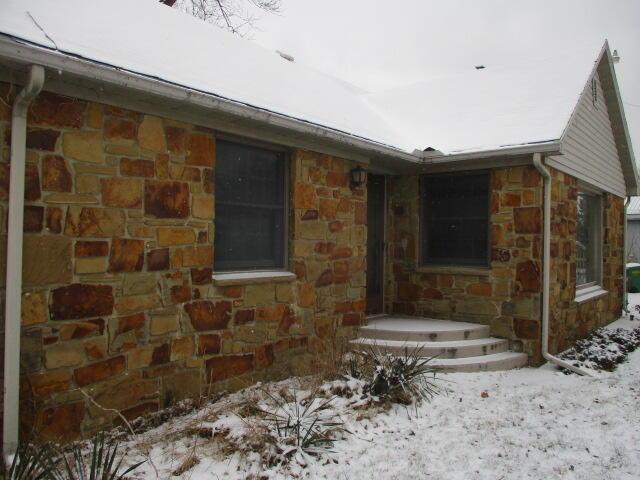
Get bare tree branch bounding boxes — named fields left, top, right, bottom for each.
left=161, top=0, right=281, bottom=37
left=215, top=0, right=236, bottom=33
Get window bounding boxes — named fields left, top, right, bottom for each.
left=576, top=191, right=602, bottom=286
left=214, top=140, right=287, bottom=271
left=420, top=172, right=490, bottom=266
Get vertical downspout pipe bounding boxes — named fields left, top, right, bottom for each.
left=623, top=196, right=631, bottom=313
left=532, top=153, right=591, bottom=376
left=3, top=65, right=45, bottom=461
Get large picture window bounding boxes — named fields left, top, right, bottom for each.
left=576, top=191, right=602, bottom=286
left=214, top=140, right=287, bottom=271
left=420, top=172, right=490, bottom=266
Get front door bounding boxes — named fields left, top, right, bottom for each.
left=366, top=174, right=385, bottom=315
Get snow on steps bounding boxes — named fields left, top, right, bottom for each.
left=359, top=317, right=490, bottom=342
left=351, top=336, right=508, bottom=359
left=351, top=316, right=528, bottom=373
left=429, top=351, right=528, bottom=373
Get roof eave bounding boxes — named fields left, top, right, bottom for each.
left=0, top=34, right=422, bottom=166
left=417, top=140, right=562, bottom=164
left=598, top=42, right=640, bottom=196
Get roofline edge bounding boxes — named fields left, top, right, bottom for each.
left=417, top=140, right=562, bottom=164
left=0, top=35, right=422, bottom=165
left=600, top=42, right=640, bottom=196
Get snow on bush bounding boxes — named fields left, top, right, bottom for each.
left=252, top=390, right=348, bottom=467
left=561, top=326, right=640, bottom=371
left=345, top=345, right=441, bottom=405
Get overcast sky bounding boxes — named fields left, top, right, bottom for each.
left=247, top=0, right=640, bottom=160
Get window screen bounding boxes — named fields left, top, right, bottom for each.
left=214, top=140, right=287, bottom=271
left=576, top=191, right=601, bottom=286
left=420, top=172, right=490, bottom=266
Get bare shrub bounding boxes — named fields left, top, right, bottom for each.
left=561, top=326, right=640, bottom=372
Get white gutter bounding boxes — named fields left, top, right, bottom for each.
left=533, top=153, right=591, bottom=376
left=623, top=196, right=631, bottom=313
left=0, top=38, right=570, bottom=173
left=3, top=64, right=44, bottom=460
left=0, top=36, right=420, bottom=165
left=418, top=140, right=562, bottom=163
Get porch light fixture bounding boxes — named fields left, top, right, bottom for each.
left=350, top=166, right=366, bottom=189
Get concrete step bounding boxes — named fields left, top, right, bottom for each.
left=356, top=316, right=528, bottom=372
left=350, top=336, right=509, bottom=359
left=430, top=351, right=528, bottom=373
left=360, top=316, right=490, bottom=342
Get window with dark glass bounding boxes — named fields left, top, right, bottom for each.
left=576, top=191, right=601, bottom=286
left=420, top=172, right=490, bottom=266
left=214, top=140, right=287, bottom=271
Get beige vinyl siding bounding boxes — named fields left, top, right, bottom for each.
left=547, top=70, right=626, bottom=197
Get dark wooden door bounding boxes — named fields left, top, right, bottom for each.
left=366, top=174, right=386, bottom=315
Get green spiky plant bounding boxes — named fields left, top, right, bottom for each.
left=358, top=344, right=441, bottom=404
left=2, top=443, right=58, bottom=480
left=256, top=389, right=347, bottom=458
left=2, top=433, right=144, bottom=480
left=57, top=432, right=145, bottom=480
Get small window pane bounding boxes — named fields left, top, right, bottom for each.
left=421, top=172, right=489, bottom=266
left=577, top=192, right=600, bottom=285
left=215, top=141, right=286, bottom=271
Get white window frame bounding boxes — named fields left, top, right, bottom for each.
left=575, top=182, right=607, bottom=303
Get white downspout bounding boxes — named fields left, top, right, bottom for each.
left=3, top=65, right=45, bottom=460
left=532, top=153, right=591, bottom=376
left=623, top=196, right=631, bottom=313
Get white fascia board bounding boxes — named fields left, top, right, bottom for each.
left=601, top=44, right=640, bottom=196
left=419, top=140, right=562, bottom=164
left=0, top=35, right=421, bottom=165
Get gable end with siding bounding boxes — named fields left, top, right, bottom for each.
left=547, top=66, right=626, bottom=197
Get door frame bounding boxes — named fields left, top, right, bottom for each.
left=366, top=173, right=387, bottom=317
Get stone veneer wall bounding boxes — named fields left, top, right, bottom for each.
left=0, top=84, right=366, bottom=442
left=548, top=167, right=624, bottom=354
left=386, top=165, right=545, bottom=361
left=386, top=163, right=626, bottom=363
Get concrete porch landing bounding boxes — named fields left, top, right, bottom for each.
left=351, top=316, right=528, bottom=373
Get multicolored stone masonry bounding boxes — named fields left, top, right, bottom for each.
left=385, top=165, right=624, bottom=364
left=0, top=84, right=366, bottom=442
left=386, top=166, right=545, bottom=361
left=547, top=167, right=624, bottom=354
left=0, top=82, right=624, bottom=443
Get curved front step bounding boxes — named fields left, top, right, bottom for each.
left=430, top=351, right=528, bottom=373
left=360, top=317, right=490, bottom=342
left=350, top=337, right=509, bottom=359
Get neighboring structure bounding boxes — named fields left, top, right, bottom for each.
left=626, top=197, right=640, bottom=261
left=0, top=0, right=637, bottom=451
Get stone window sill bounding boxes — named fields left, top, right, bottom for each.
left=416, top=265, right=491, bottom=277
left=212, top=270, right=296, bottom=286
left=574, top=285, right=608, bottom=304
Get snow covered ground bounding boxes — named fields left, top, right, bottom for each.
left=122, top=304, right=640, bottom=479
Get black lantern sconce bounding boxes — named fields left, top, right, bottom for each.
left=350, top=165, right=366, bottom=189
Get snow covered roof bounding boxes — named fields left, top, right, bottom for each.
left=627, top=197, right=640, bottom=216
left=365, top=44, right=606, bottom=154
left=0, top=0, right=411, bottom=151
left=0, top=0, right=634, bottom=166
